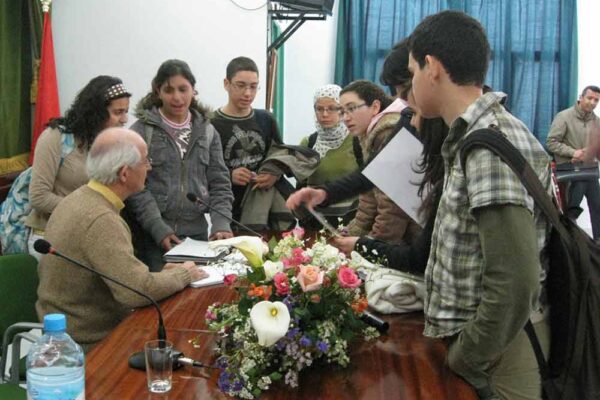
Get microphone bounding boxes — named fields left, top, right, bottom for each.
left=34, top=239, right=183, bottom=371
left=186, top=192, right=263, bottom=237
left=361, top=310, right=390, bottom=334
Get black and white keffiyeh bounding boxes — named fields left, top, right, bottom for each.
left=313, top=84, right=349, bottom=158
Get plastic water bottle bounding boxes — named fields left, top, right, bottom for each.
left=26, top=313, right=85, bottom=400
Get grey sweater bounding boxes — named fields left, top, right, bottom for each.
left=127, top=108, right=234, bottom=243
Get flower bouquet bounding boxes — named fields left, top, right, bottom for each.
left=200, top=228, right=379, bottom=399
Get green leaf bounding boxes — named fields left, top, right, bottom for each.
left=247, top=267, right=266, bottom=282
left=268, top=236, right=278, bottom=253
left=269, top=371, right=283, bottom=381
left=238, top=296, right=254, bottom=315
left=293, top=307, right=311, bottom=321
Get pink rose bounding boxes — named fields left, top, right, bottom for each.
left=273, top=272, right=290, bottom=296
left=282, top=247, right=311, bottom=268
left=291, top=227, right=305, bottom=239
left=297, top=265, right=324, bottom=292
left=281, top=227, right=305, bottom=239
left=223, top=274, right=237, bottom=286
left=337, top=266, right=362, bottom=289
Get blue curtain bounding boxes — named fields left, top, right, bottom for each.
left=334, top=0, right=578, bottom=143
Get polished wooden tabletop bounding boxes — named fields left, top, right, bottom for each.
left=85, top=284, right=476, bottom=399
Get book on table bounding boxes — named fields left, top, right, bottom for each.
left=162, top=237, right=228, bottom=264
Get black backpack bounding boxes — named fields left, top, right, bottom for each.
left=460, top=128, right=600, bottom=400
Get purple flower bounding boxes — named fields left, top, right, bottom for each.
left=317, top=341, right=329, bottom=353
left=218, top=371, right=231, bottom=392
left=215, top=356, right=228, bottom=370
left=275, top=339, right=286, bottom=351
left=282, top=296, right=294, bottom=311
left=232, top=378, right=244, bottom=391
left=299, top=336, right=312, bottom=347
left=286, top=327, right=300, bottom=339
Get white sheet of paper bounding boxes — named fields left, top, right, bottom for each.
left=164, top=237, right=221, bottom=258
left=362, top=128, right=425, bottom=226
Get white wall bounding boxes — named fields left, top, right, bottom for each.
left=280, top=2, right=338, bottom=145
left=52, top=0, right=267, bottom=121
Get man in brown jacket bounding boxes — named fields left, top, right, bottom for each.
left=36, top=128, right=207, bottom=351
left=546, top=85, right=600, bottom=238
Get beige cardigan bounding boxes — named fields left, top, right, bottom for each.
left=26, top=127, right=88, bottom=230
left=36, top=184, right=191, bottom=348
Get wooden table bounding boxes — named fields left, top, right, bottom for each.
left=85, top=284, right=476, bottom=399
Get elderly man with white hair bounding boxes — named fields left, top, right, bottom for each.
left=36, top=127, right=207, bottom=352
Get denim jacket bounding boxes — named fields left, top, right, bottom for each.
left=127, top=108, right=233, bottom=243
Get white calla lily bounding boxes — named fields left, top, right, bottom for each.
left=209, top=236, right=267, bottom=268
left=263, top=260, right=284, bottom=280
left=250, top=301, right=290, bottom=347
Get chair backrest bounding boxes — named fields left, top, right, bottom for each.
left=0, top=254, right=39, bottom=337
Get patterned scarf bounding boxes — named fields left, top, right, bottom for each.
left=313, top=84, right=349, bottom=158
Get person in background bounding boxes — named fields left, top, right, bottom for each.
left=36, top=128, right=207, bottom=352
left=211, top=56, right=283, bottom=223
left=546, top=85, right=600, bottom=239
left=126, top=59, right=234, bottom=271
left=340, top=80, right=421, bottom=245
left=297, top=84, right=360, bottom=229
left=26, top=76, right=131, bottom=260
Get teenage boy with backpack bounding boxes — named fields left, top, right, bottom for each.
left=211, top=56, right=283, bottom=222
left=408, top=11, right=551, bottom=399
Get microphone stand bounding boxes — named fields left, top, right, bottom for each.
left=186, top=192, right=264, bottom=237
left=34, top=240, right=183, bottom=371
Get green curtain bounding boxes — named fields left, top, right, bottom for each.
left=333, top=0, right=349, bottom=86
left=0, top=0, right=33, bottom=165
left=334, top=0, right=578, bottom=142
left=270, top=21, right=284, bottom=137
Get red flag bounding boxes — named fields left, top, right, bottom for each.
left=30, top=11, right=60, bottom=164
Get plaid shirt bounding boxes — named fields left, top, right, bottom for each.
left=423, top=92, right=550, bottom=338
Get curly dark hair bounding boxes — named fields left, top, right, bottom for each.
left=137, top=59, right=209, bottom=117
left=48, top=75, right=131, bottom=150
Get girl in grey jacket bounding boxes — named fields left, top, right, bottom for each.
left=126, top=59, right=234, bottom=271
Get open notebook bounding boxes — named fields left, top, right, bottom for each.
left=163, top=238, right=228, bottom=264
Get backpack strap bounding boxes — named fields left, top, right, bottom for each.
left=59, top=133, right=76, bottom=164
left=352, top=136, right=364, bottom=168
left=254, top=109, right=272, bottom=139
left=142, top=123, right=154, bottom=154
left=307, top=132, right=318, bottom=149
left=459, top=128, right=570, bottom=387
left=459, top=128, right=567, bottom=239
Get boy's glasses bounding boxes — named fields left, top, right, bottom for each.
left=230, top=82, right=259, bottom=93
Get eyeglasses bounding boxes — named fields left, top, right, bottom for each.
left=230, top=81, right=260, bottom=93
left=314, top=106, right=341, bottom=114
left=339, top=103, right=367, bottom=117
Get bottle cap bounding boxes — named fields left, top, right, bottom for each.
left=44, top=313, right=66, bottom=332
